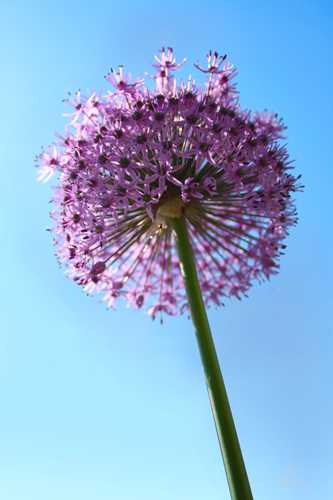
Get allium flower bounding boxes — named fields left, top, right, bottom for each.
left=37, top=47, right=302, bottom=319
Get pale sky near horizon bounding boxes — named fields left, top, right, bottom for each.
left=0, top=1, right=332, bottom=499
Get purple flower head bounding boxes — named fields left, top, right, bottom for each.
left=37, top=48, right=302, bottom=320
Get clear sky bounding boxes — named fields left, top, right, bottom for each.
left=1, top=1, right=332, bottom=499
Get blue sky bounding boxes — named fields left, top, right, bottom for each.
left=1, top=1, right=332, bottom=499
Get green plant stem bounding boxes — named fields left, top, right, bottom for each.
left=170, top=216, right=253, bottom=500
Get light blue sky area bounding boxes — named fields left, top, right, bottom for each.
left=0, top=1, right=332, bottom=499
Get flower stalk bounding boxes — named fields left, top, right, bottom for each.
left=170, top=215, right=253, bottom=500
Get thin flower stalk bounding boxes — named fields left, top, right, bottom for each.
left=171, top=215, right=253, bottom=500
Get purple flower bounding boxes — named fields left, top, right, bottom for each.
left=37, top=48, right=302, bottom=319
left=105, top=66, right=144, bottom=96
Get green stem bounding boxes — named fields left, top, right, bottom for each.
left=170, top=216, right=253, bottom=500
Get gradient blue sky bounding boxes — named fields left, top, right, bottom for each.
left=1, top=1, right=332, bottom=499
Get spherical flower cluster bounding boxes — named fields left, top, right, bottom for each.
left=37, top=48, right=302, bottom=319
